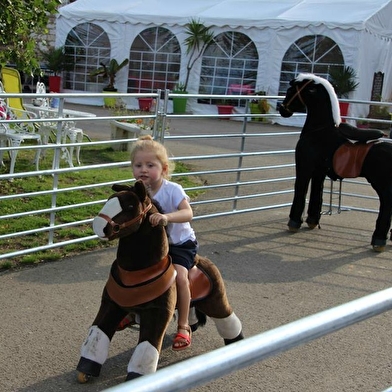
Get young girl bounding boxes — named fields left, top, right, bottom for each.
left=130, top=135, right=198, bottom=351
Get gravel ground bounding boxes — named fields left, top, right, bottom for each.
left=2, top=104, right=392, bottom=392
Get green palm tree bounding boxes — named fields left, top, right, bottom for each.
left=182, top=19, right=214, bottom=92
left=90, top=58, right=129, bottom=91
left=329, top=66, right=359, bottom=98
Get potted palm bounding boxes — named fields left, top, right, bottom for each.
left=329, top=66, right=359, bottom=122
left=42, top=46, right=74, bottom=93
left=90, top=58, right=129, bottom=107
left=173, top=18, right=214, bottom=114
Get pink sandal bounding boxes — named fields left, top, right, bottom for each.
left=172, top=324, right=192, bottom=351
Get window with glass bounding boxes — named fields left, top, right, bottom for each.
left=199, top=31, right=258, bottom=106
left=128, top=27, right=181, bottom=94
left=64, top=23, right=111, bottom=91
left=279, top=35, right=344, bottom=95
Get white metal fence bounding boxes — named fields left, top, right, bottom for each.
left=0, top=91, right=391, bottom=262
left=102, top=286, right=392, bottom=392
left=1, top=91, right=392, bottom=390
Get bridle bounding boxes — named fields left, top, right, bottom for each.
left=281, top=79, right=313, bottom=113
left=98, top=202, right=152, bottom=236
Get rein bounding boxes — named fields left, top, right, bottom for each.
left=282, top=79, right=312, bottom=113
left=98, top=202, right=152, bottom=236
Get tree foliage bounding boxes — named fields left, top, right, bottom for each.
left=182, top=18, right=214, bottom=91
left=0, top=0, right=61, bottom=74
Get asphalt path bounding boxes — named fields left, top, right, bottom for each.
left=2, top=104, right=392, bottom=392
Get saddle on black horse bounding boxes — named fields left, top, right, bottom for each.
left=333, top=123, right=386, bottom=178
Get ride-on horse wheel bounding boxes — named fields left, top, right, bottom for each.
left=373, top=245, right=385, bottom=253
left=77, top=371, right=90, bottom=384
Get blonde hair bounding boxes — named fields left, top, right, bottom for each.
left=130, top=135, right=175, bottom=179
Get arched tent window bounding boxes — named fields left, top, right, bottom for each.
left=64, top=23, right=110, bottom=91
left=199, top=32, right=258, bottom=105
left=279, top=35, right=344, bottom=95
left=128, top=27, right=180, bottom=94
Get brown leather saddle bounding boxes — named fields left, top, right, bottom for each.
left=114, top=257, right=213, bottom=331
left=333, top=142, right=375, bottom=178
left=106, top=255, right=213, bottom=308
left=189, top=262, right=213, bottom=302
left=333, top=124, right=385, bottom=178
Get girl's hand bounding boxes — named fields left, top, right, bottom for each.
left=149, top=213, right=168, bottom=227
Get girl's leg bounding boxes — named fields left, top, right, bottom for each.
left=173, top=264, right=192, bottom=350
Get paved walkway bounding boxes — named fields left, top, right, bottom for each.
left=2, top=104, right=392, bottom=392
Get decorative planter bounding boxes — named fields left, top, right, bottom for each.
left=339, top=102, right=349, bottom=123
left=172, top=91, right=188, bottom=114
left=368, top=114, right=391, bottom=130
left=250, top=102, right=264, bottom=122
left=217, top=104, right=234, bottom=120
left=110, top=121, right=145, bottom=151
left=49, top=75, right=61, bottom=93
left=138, top=98, right=153, bottom=112
left=103, top=90, right=117, bottom=108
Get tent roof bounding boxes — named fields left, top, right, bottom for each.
left=58, top=0, right=392, bottom=36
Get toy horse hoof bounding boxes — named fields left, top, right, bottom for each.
left=77, top=371, right=91, bottom=384
left=307, top=223, right=317, bottom=230
left=373, top=245, right=385, bottom=252
left=287, top=219, right=301, bottom=233
left=126, top=371, right=142, bottom=381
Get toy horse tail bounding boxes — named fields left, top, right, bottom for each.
left=189, top=306, right=207, bottom=332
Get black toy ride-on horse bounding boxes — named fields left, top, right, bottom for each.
left=279, top=73, right=392, bottom=252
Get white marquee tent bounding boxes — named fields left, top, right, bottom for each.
left=57, top=0, right=392, bottom=120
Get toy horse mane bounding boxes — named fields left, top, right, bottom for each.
left=296, top=73, right=341, bottom=127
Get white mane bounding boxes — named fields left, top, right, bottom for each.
left=295, top=73, right=341, bottom=126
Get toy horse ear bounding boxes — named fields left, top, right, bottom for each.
left=112, top=183, right=132, bottom=192
left=134, top=180, right=148, bottom=201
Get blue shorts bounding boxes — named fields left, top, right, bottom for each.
left=169, top=240, right=198, bottom=270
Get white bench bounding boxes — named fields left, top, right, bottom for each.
left=110, top=120, right=150, bottom=151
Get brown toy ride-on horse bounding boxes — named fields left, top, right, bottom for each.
left=76, top=180, right=244, bottom=384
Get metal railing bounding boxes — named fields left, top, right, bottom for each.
left=1, top=91, right=392, bottom=391
left=0, top=91, right=391, bottom=261
left=102, top=286, right=392, bottom=392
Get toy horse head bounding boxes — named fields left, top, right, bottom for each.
left=93, top=180, right=154, bottom=241
left=279, top=73, right=341, bottom=127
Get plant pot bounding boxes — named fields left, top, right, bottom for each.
left=172, top=91, right=188, bottom=114
left=217, top=104, right=234, bottom=120
left=250, top=102, right=263, bottom=122
left=103, top=89, right=117, bottom=108
left=110, top=121, right=143, bottom=151
left=368, top=114, right=391, bottom=130
left=138, top=98, right=153, bottom=112
left=49, top=75, right=61, bottom=93
left=339, top=102, right=349, bottom=123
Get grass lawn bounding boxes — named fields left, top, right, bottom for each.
left=0, top=142, right=202, bottom=270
